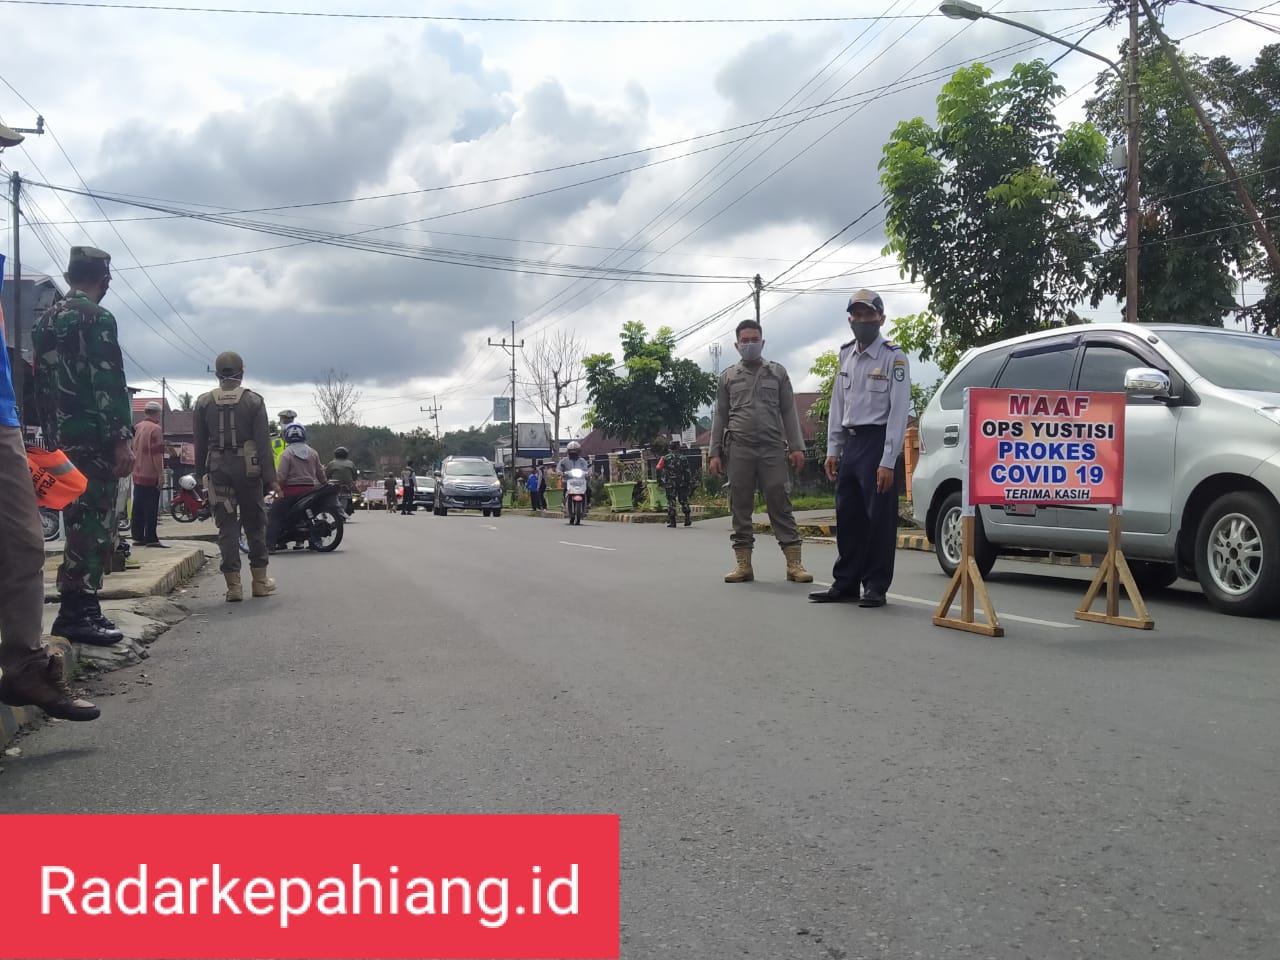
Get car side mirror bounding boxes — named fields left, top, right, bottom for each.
left=1124, top=367, right=1171, bottom=400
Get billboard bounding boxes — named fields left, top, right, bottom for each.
left=493, top=397, right=511, bottom=422
left=517, top=422, right=552, bottom=455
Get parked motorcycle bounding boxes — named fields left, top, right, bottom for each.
left=170, top=474, right=212, bottom=523
left=240, top=482, right=345, bottom=554
left=565, top=468, right=588, bottom=526
left=40, top=507, right=61, bottom=542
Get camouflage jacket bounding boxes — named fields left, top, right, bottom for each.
left=31, top=292, right=133, bottom=465
left=658, top=450, right=693, bottom=493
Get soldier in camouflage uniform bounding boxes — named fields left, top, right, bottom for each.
left=31, top=246, right=135, bottom=646
left=657, top=439, right=694, bottom=528
left=194, top=352, right=281, bottom=602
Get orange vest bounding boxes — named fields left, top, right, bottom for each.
left=27, top=446, right=89, bottom=509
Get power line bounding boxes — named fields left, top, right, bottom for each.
left=0, top=0, right=1098, bottom=22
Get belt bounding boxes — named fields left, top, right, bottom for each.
left=843, top=423, right=886, bottom=435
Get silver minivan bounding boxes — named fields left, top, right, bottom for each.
left=911, top=324, right=1280, bottom=617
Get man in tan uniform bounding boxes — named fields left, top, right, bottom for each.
left=708, top=319, right=812, bottom=584
left=193, top=351, right=281, bottom=602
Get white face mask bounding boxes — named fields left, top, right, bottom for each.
left=737, top=341, right=764, bottom=362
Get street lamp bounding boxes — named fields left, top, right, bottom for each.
left=939, top=1, right=1141, bottom=324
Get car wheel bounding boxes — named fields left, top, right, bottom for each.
left=1127, top=560, right=1179, bottom=594
left=493, top=508, right=501, bottom=518
left=483, top=509, right=491, bottom=517
left=1194, top=490, right=1280, bottom=617
left=933, top=491, right=996, bottom=578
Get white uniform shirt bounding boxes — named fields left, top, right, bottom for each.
left=826, top=333, right=911, bottom=469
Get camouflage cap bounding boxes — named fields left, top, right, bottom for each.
left=67, top=245, right=112, bottom=272
left=0, top=122, right=24, bottom=147
left=215, top=351, right=244, bottom=377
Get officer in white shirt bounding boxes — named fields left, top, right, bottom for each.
left=809, top=289, right=911, bottom=607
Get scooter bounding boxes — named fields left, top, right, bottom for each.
left=565, top=468, right=588, bottom=526
left=170, top=474, right=212, bottom=522
left=240, top=482, right=345, bottom=554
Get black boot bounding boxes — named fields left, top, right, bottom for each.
left=684, top=509, right=692, bottom=527
left=51, top=593, right=123, bottom=647
left=84, top=595, right=124, bottom=636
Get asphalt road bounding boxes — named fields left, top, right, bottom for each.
left=3, top=509, right=1278, bottom=960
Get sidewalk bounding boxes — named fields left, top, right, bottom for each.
left=1, top=539, right=209, bottom=748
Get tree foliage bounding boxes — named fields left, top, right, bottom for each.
left=1086, top=30, right=1254, bottom=326
left=583, top=321, right=717, bottom=447
left=879, top=60, right=1109, bottom=363
left=313, top=368, right=362, bottom=426
left=177, top=391, right=193, bottom=411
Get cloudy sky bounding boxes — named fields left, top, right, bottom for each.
left=1, top=0, right=1274, bottom=435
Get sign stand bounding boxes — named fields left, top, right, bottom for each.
left=933, top=514, right=1004, bottom=637
left=1074, top=506, right=1154, bottom=630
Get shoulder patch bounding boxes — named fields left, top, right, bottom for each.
left=839, top=339, right=856, bottom=352
left=884, top=341, right=899, bottom=351
left=893, top=364, right=906, bottom=382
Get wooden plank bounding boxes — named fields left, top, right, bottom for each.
left=1074, top=506, right=1155, bottom=629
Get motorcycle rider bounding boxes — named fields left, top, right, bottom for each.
left=269, top=423, right=326, bottom=550
left=271, top=409, right=297, bottom=470
left=556, top=441, right=592, bottom=515
left=325, top=446, right=359, bottom=514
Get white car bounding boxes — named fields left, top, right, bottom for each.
left=911, top=324, right=1280, bottom=617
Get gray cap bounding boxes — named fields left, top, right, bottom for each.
left=847, top=288, right=884, bottom=314
left=0, top=122, right=24, bottom=148
left=215, top=351, right=244, bottom=377
left=67, top=245, right=112, bottom=272
left=278, top=409, right=297, bottom=422
left=144, top=400, right=162, bottom=413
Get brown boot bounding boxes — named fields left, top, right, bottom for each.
left=783, top=544, right=813, bottom=583
left=0, top=651, right=100, bottom=721
left=224, top=572, right=243, bottom=603
left=251, top=567, right=277, bottom=597
left=724, top=547, right=754, bottom=583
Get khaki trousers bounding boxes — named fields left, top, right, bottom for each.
left=0, top=426, right=50, bottom=673
left=724, top=434, right=799, bottom=549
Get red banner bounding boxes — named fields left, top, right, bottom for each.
left=967, top=389, right=1126, bottom=507
left=0, top=815, right=619, bottom=959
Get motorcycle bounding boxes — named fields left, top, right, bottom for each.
left=40, top=507, right=62, bottom=542
left=240, top=482, right=345, bottom=554
left=336, top=482, right=362, bottom=518
left=170, top=474, right=212, bottom=523
left=564, top=468, right=589, bottom=526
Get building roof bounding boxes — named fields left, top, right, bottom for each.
left=131, top=396, right=172, bottom=415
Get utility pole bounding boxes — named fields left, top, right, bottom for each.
left=9, top=171, right=21, bottom=423
left=1138, top=0, right=1280, bottom=276
left=487, top=321, right=523, bottom=479
left=708, top=342, right=722, bottom=377
left=160, top=377, right=167, bottom=437
left=752, top=273, right=763, bottom=324
left=420, top=395, right=441, bottom=440
left=1125, top=0, right=1140, bottom=324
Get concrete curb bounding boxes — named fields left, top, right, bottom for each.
left=0, top=636, right=76, bottom=747
left=506, top=509, right=697, bottom=524
left=44, top=546, right=207, bottom=602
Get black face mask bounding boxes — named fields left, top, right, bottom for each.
left=849, top=320, right=880, bottom=346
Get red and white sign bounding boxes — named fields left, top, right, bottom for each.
left=1, top=814, right=619, bottom=960
left=966, top=388, right=1126, bottom=507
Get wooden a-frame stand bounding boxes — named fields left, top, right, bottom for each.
left=933, top=514, right=1004, bottom=637
left=1075, top=506, right=1154, bottom=630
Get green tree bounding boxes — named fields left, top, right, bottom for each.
left=582, top=321, right=717, bottom=447
left=1086, top=31, right=1254, bottom=326
left=879, top=60, right=1109, bottom=364
left=178, top=391, right=193, bottom=411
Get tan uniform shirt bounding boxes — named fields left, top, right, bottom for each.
left=193, top=385, right=277, bottom=487
left=709, top=359, right=806, bottom=459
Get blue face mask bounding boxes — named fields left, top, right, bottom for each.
left=737, top=341, right=764, bottom=362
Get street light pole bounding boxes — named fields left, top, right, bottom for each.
left=939, top=1, right=1139, bottom=323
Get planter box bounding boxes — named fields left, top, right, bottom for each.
left=645, top=480, right=668, bottom=511
left=544, top=488, right=564, bottom=511
left=605, top=482, right=634, bottom=512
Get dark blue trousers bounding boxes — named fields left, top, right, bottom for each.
left=831, top=425, right=897, bottom=598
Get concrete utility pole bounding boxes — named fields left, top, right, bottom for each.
left=708, top=342, right=722, bottom=377
left=752, top=273, right=763, bottom=324
left=420, top=396, right=441, bottom=440
left=488, top=322, right=523, bottom=478
left=1138, top=0, right=1280, bottom=277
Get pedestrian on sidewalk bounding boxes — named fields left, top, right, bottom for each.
left=31, top=246, right=134, bottom=646
left=0, top=247, right=100, bottom=721
left=131, top=400, right=167, bottom=548
left=384, top=474, right=397, bottom=512
left=708, top=319, right=812, bottom=584
left=194, top=351, right=280, bottom=601
left=809, top=289, right=911, bottom=608
left=525, top=466, right=545, bottom=511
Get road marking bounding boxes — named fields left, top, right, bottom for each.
left=559, top=541, right=616, bottom=552
left=810, top=583, right=1078, bottom=629
left=485, top=525, right=498, bottom=530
